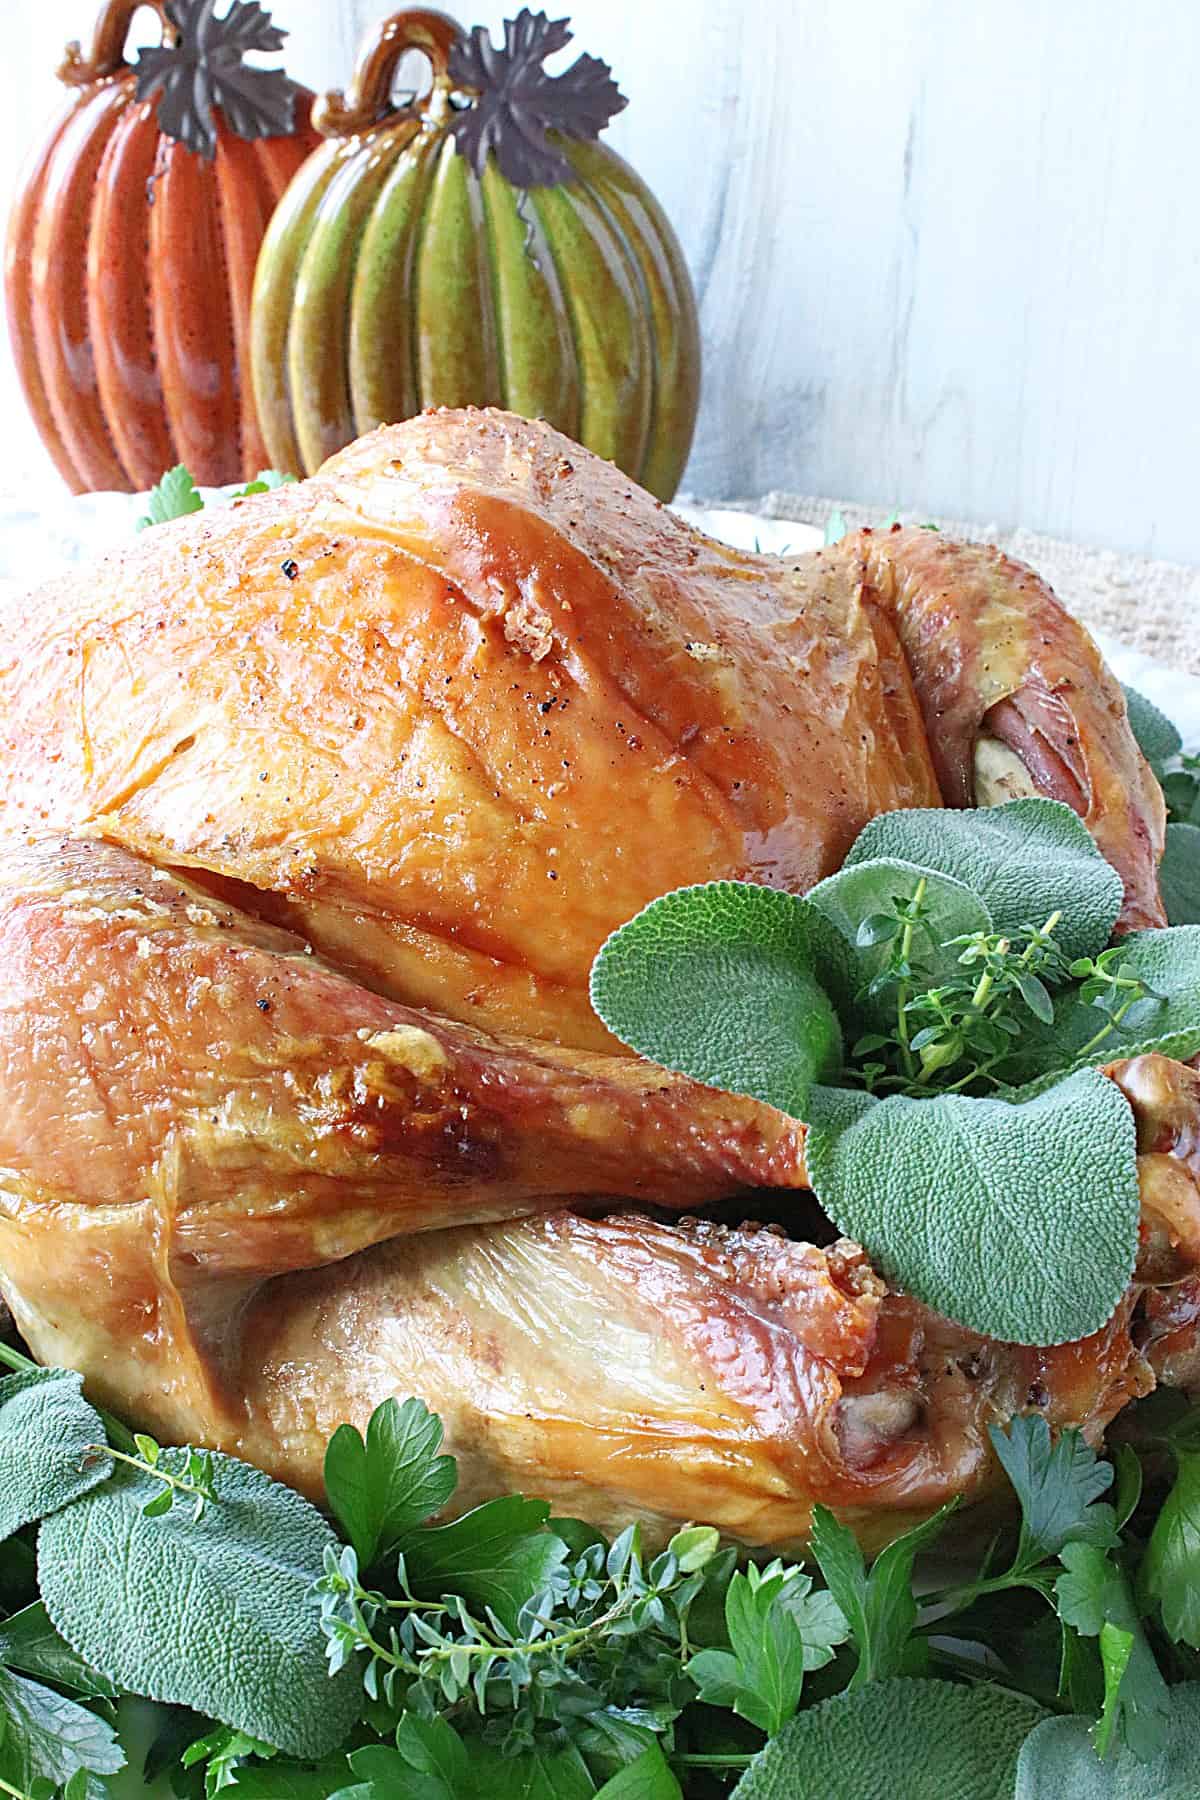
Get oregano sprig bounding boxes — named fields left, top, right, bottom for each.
left=83, top=1433, right=220, bottom=1521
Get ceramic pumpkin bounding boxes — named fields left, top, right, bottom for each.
left=4, top=0, right=320, bottom=494
left=250, top=8, right=701, bottom=500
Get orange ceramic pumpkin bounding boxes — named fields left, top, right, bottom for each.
left=4, top=0, right=320, bottom=493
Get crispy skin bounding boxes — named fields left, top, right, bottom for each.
left=0, top=834, right=1193, bottom=1549
left=0, top=409, right=1186, bottom=1547
left=0, top=409, right=1162, bottom=1053
left=835, top=528, right=1166, bottom=930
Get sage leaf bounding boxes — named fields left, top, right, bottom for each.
left=37, top=1450, right=360, bottom=1759
left=1161, top=822, right=1200, bottom=926
left=1004, top=926, right=1200, bottom=1085
left=1015, top=1683, right=1200, bottom=1798
left=0, top=1369, right=109, bottom=1540
left=845, top=798, right=1123, bottom=961
left=400, top=1496, right=569, bottom=1634
left=1140, top=1449, right=1200, bottom=1647
left=0, top=1602, right=116, bottom=1699
left=324, top=1398, right=456, bottom=1568
left=590, top=880, right=842, bottom=1118
left=0, top=1666, right=123, bottom=1793
left=1163, top=767, right=1200, bottom=825
left=729, top=1677, right=1046, bottom=1799
left=805, top=857, right=991, bottom=1027
left=803, top=1069, right=1139, bottom=1345
left=1123, top=685, right=1182, bottom=768
left=1054, top=1543, right=1170, bottom=1758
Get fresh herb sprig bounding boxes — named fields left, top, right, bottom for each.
left=850, top=902, right=1079, bottom=1094
left=591, top=793, right=1200, bottom=1347
left=4, top=1331, right=1200, bottom=1797
left=135, top=465, right=296, bottom=533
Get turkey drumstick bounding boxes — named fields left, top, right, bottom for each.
left=1, top=830, right=1195, bottom=1552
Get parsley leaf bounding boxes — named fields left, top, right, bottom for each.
left=686, top=1563, right=848, bottom=1734
left=1054, top=1544, right=1171, bottom=1758
left=225, top=1756, right=360, bottom=1796
left=989, top=1415, right=1117, bottom=1564
left=234, top=471, right=298, bottom=498
left=803, top=1069, right=1140, bottom=1345
left=809, top=1502, right=956, bottom=1685
left=1141, top=1449, right=1200, bottom=1647
left=399, top=1496, right=569, bottom=1634
left=0, top=1603, right=115, bottom=1700
left=590, top=881, right=843, bottom=1118
left=844, top=798, right=1123, bottom=962
left=345, top=1713, right=468, bottom=1796
left=461, top=1739, right=594, bottom=1798
left=595, top=1746, right=683, bottom=1798
left=0, top=1665, right=124, bottom=1795
left=324, top=1398, right=457, bottom=1569
left=136, top=465, right=204, bottom=531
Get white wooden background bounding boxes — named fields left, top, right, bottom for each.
left=3, top=1, right=1199, bottom=564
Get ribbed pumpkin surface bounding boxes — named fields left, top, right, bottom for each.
left=5, top=75, right=319, bottom=494
left=251, top=123, right=700, bottom=500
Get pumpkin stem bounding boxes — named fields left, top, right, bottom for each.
left=313, top=8, right=462, bottom=140
left=58, top=0, right=175, bottom=87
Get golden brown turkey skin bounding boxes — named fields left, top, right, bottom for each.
left=0, top=409, right=1162, bottom=1055
left=836, top=527, right=1167, bottom=930
left=0, top=833, right=1194, bottom=1551
left=0, top=409, right=1183, bottom=1550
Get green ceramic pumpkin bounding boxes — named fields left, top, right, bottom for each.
left=249, top=7, right=701, bottom=499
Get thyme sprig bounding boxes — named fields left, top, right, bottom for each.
left=317, top=1523, right=721, bottom=1744
left=852, top=903, right=1075, bottom=1095
left=850, top=903, right=1160, bottom=1097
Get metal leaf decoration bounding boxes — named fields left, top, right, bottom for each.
left=134, top=0, right=299, bottom=160
left=448, top=9, right=627, bottom=189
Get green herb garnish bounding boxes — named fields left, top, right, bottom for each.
left=590, top=795, right=1200, bottom=1347
left=135, top=465, right=203, bottom=531
left=135, top=464, right=296, bottom=533
left=1124, top=683, right=1200, bottom=925
left=2, top=1322, right=1200, bottom=1794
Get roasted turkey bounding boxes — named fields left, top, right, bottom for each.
left=1, top=407, right=1197, bottom=1553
